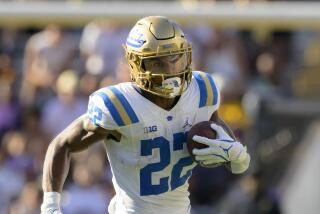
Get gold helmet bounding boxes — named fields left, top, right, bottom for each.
left=124, top=16, right=192, bottom=98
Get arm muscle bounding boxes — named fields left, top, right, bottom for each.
left=42, top=114, right=108, bottom=192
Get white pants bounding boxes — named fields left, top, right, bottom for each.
left=108, top=195, right=191, bottom=214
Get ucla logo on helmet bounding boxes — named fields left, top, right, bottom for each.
left=126, top=28, right=145, bottom=48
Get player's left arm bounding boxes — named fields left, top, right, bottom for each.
left=193, top=111, right=251, bottom=174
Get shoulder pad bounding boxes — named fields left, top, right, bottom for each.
left=88, top=86, right=139, bottom=129
left=192, top=71, right=220, bottom=108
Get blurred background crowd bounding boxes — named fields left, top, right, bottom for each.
left=1, top=1, right=320, bottom=214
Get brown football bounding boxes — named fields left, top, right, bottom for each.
left=187, top=121, right=217, bottom=162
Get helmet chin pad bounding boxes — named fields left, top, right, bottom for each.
left=156, top=77, right=183, bottom=98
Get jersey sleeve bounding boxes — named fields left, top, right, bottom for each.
left=87, top=86, right=140, bottom=130
left=192, top=71, right=221, bottom=116
left=87, top=91, right=118, bottom=130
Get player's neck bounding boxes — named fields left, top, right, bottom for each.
left=144, top=92, right=180, bottom=111
left=133, top=84, right=180, bottom=110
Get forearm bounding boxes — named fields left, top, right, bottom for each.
left=41, top=135, right=75, bottom=214
left=42, top=138, right=71, bottom=193
left=41, top=115, right=107, bottom=214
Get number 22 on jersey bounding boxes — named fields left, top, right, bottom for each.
left=140, top=132, right=194, bottom=196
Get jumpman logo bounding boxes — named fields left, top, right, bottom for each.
left=182, top=118, right=192, bottom=129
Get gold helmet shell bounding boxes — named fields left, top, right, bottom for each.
left=124, top=16, right=192, bottom=98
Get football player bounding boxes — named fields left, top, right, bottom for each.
left=41, top=16, right=250, bottom=214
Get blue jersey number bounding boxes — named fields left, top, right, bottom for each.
left=140, top=132, right=194, bottom=196
left=88, top=102, right=103, bottom=125
left=171, top=133, right=193, bottom=191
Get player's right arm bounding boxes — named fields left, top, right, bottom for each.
left=41, top=114, right=112, bottom=214
left=42, top=114, right=108, bottom=193
left=41, top=88, right=124, bottom=213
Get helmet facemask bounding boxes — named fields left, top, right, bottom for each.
left=124, top=16, right=192, bottom=98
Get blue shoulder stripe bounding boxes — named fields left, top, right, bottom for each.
left=205, top=73, right=219, bottom=105
left=93, top=92, right=125, bottom=126
left=193, top=71, right=208, bottom=107
left=193, top=71, right=219, bottom=107
left=109, top=86, right=139, bottom=124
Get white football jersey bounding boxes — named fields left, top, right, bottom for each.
left=87, top=71, right=220, bottom=214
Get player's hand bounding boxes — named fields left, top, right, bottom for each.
left=41, top=192, right=63, bottom=214
left=192, top=123, right=250, bottom=173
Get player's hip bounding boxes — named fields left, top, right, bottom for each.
left=108, top=194, right=191, bottom=214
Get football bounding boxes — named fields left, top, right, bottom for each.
left=187, top=121, right=217, bottom=161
